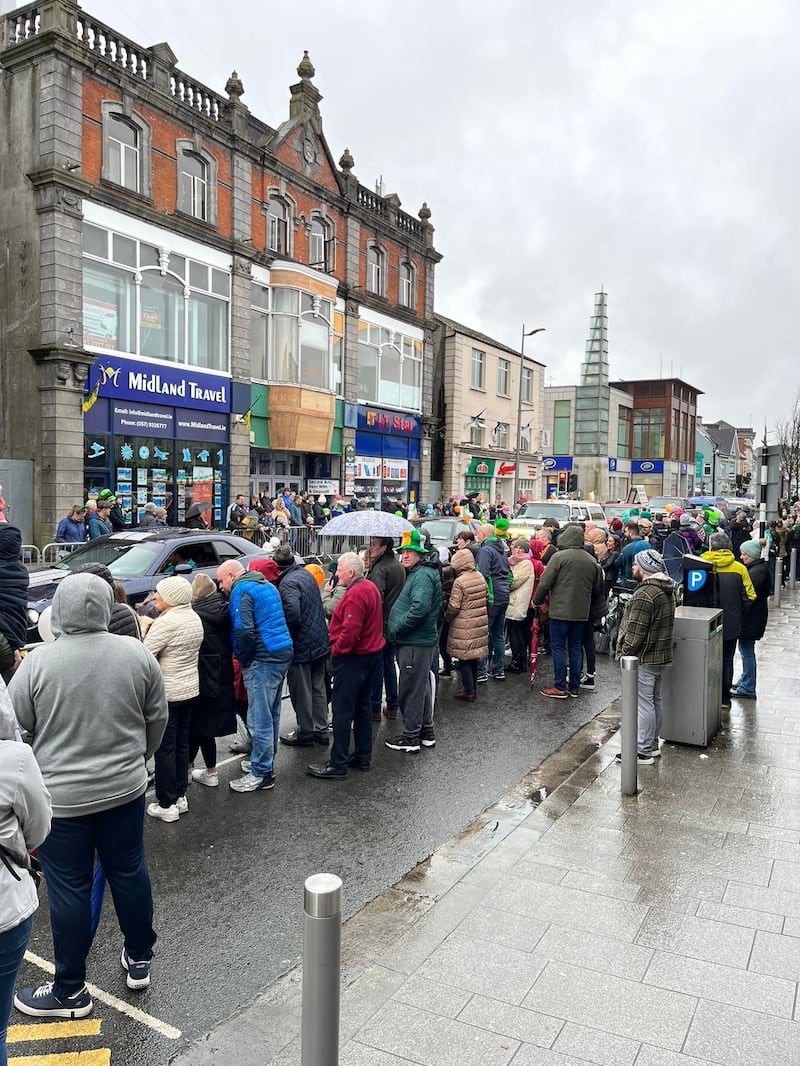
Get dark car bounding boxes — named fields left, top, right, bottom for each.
left=26, top=528, right=269, bottom=643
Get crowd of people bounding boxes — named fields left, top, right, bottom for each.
left=0, top=490, right=793, bottom=1047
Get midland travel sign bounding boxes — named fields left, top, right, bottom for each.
left=85, top=355, right=230, bottom=413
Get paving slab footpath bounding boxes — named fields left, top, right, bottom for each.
left=172, top=588, right=800, bottom=1066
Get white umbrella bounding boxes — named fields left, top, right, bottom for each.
left=318, top=511, right=415, bottom=537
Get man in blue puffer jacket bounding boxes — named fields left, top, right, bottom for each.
left=271, top=545, right=330, bottom=748
left=216, top=560, right=293, bottom=793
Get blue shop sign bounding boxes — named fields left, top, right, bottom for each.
left=86, top=355, right=230, bottom=413
left=608, top=458, right=618, bottom=471
left=344, top=403, right=420, bottom=436
left=632, top=460, right=664, bottom=474
left=679, top=462, right=688, bottom=474
left=541, top=456, right=573, bottom=472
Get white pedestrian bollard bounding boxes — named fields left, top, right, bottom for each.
left=302, top=873, right=342, bottom=1066
left=620, top=656, right=639, bottom=796
left=790, top=547, right=797, bottom=591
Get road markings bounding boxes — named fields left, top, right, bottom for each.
left=9, top=1051, right=110, bottom=1065
left=24, top=952, right=182, bottom=1040
left=8, top=1021, right=101, bottom=1042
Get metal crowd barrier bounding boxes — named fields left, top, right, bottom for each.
left=20, top=544, right=41, bottom=566
left=40, top=541, right=85, bottom=565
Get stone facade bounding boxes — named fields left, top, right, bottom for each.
left=0, top=0, right=440, bottom=542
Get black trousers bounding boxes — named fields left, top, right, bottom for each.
left=330, top=651, right=382, bottom=771
left=189, top=733, right=217, bottom=768
left=155, top=698, right=195, bottom=807
left=458, top=659, right=478, bottom=695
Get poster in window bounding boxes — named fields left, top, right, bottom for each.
left=83, top=298, right=119, bottom=350
left=192, top=466, right=213, bottom=514
left=141, top=303, right=162, bottom=330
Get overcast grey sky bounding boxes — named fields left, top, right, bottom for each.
left=89, top=0, right=799, bottom=433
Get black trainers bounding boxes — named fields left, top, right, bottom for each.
left=614, top=751, right=655, bottom=766
left=579, top=673, right=595, bottom=689
left=385, top=733, right=421, bottom=753
left=420, top=728, right=436, bottom=749
left=14, top=982, right=93, bottom=1018
left=121, top=947, right=151, bottom=990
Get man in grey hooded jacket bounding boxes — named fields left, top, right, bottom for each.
left=9, top=573, right=167, bottom=1018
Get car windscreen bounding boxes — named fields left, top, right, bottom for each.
left=54, top=541, right=161, bottom=577
left=516, top=503, right=571, bottom=520
left=421, top=521, right=457, bottom=539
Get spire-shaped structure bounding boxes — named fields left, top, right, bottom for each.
left=574, top=290, right=610, bottom=456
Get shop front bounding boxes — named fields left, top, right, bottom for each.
left=345, top=404, right=421, bottom=506
left=83, top=355, right=230, bottom=527
left=631, top=459, right=664, bottom=501
left=542, top=455, right=574, bottom=498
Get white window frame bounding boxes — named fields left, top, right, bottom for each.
left=366, top=243, right=386, bottom=296
left=176, top=140, right=218, bottom=227
left=267, top=196, right=290, bottom=256
left=101, top=101, right=152, bottom=199
left=495, top=422, right=509, bottom=449
left=470, top=348, right=485, bottom=390
left=308, top=216, right=335, bottom=272
left=521, top=366, right=532, bottom=404
left=399, top=259, right=416, bottom=309
left=497, top=358, right=510, bottom=397
left=470, top=423, right=484, bottom=447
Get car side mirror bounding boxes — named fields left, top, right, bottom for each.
left=173, top=563, right=194, bottom=575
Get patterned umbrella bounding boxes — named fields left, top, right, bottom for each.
left=318, top=511, right=415, bottom=537
left=529, top=616, right=540, bottom=687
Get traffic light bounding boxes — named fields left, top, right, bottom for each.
left=568, top=473, right=578, bottom=493
left=558, top=471, right=567, bottom=493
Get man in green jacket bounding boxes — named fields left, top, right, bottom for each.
left=385, top=529, right=442, bottom=754
left=614, top=549, right=676, bottom=765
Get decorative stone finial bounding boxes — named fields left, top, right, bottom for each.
left=225, top=70, right=244, bottom=103
left=418, top=202, right=432, bottom=223
left=339, top=147, right=355, bottom=175
left=297, top=51, right=315, bottom=80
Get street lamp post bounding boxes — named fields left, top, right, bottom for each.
left=513, top=325, right=546, bottom=508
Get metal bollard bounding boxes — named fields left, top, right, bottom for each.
left=791, top=548, right=797, bottom=591
left=620, top=656, right=639, bottom=796
left=773, top=557, right=782, bottom=608
left=302, top=873, right=342, bottom=1066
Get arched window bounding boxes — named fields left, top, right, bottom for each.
left=101, top=101, right=152, bottom=198
left=107, top=116, right=139, bottom=191
left=309, top=217, right=334, bottom=271
left=180, top=152, right=207, bottom=221
left=399, top=259, right=416, bottom=309
left=366, top=244, right=385, bottom=295
left=267, top=196, right=290, bottom=255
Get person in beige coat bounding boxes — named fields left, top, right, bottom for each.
left=446, top=548, right=489, bottom=702
left=142, top=576, right=204, bottom=822
left=506, top=538, right=536, bottom=673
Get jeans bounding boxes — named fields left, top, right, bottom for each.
left=242, top=651, right=292, bottom=779
left=549, top=618, right=584, bottom=692
left=287, top=656, right=329, bottom=735
left=396, top=645, right=436, bottom=736
left=37, top=795, right=156, bottom=998
left=722, top=638, right=737, bottom=703
left=0, top=915, right=33, bottom=1065
left=330, top=651, right=381, bottom=770
left=478, top=604, right=508, bottom=677
left=735, top=639, right=757, bottom=695
left=638, top=663, right=667, bottom=753
left=371, top=642, right=399, bottom=713
left=154, top=698, right=195, bottom=807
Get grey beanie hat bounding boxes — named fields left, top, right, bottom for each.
left=635, top=548, right=666, bottom=575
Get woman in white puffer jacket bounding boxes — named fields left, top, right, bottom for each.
left=143, top=577, right=204, bottom=824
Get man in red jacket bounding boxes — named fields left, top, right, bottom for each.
left=307, top=553, right=384, bottom=779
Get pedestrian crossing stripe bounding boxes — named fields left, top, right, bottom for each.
left=8, top=1021, right=102, bottom=1043
left=8, top=1051, right=110, bottom=1065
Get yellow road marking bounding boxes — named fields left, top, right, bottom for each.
left=8, top=1020, right=101, bottom=1043
left=23, top=952, right=182, bottom=1040
left=8, top=1051, right=110, bottom=1065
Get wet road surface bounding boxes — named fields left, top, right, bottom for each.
left=12, top=656, right=620, bottom=1064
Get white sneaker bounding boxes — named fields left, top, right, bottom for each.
left=176, top=796, right=189, bottom=815
left=191, top=768, right=219, bottom=787
left=146, top=802, right=179, bottom=823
